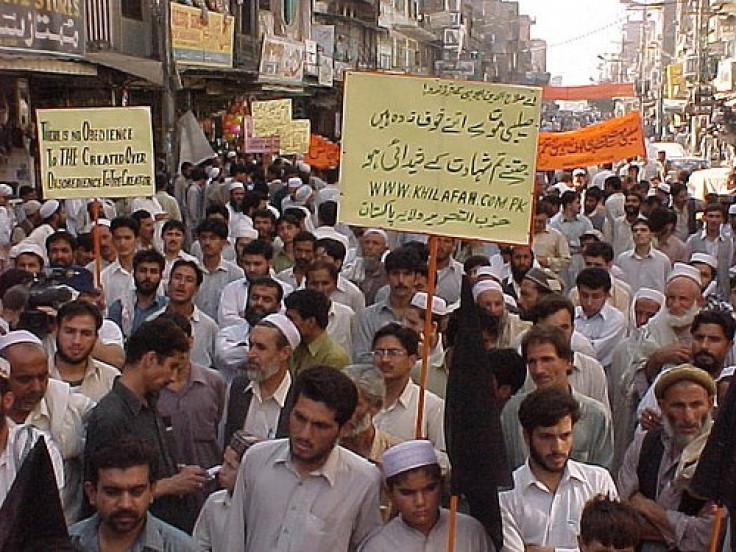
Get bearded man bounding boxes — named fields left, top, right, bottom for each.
left=618, top=365, right=719, bottom=552
left=222, top=314, right=300, bottom=446
left=340, top=364, right=401, bottom=462
left=215, top=277, right=283, bottom=382
left=631, top=264, right=704, bottom=402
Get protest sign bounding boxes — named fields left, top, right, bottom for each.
left=244, top=116, right=280, bottom=154
left=541, top=82, right=636, bottom=101
left=536, top=111, right=645, bottom=170
left=305, top=134, right=340, bottom=169
left=339, top=72, right=541, bottom=244
left=251, top=99, right=292, bottom=138
left=279, top=119, right=311, bottom=155
left=36, top=107, right=155, bottom=200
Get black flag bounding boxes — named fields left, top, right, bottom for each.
left=690, top=374, right=736, bottom=549
left=445, top=277, right=513, bottom=549
left=0, top=436, right=73, bottom=551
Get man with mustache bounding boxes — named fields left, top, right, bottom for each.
left=632, top=264, right=705, bottom=404
left=275, top=231, right=316, bottom=290
left=71, top=435, right=195, bottom=551
left=618, top=365, right=718, bottom=552
left=0, top=329, right=94, bottom=523
left=637, top=309, right=734, bottom=431
left=222, top=313, right=299, bottom=446
left=353, top=247, right=424, bottom=362
left=215, top=277, right=283, bottom=382
left=225, top=365, right=382, bottom=552
left=107, top=250, right=168, bottom=340
left=340, top=363, right=400, bottom=463
left=500, top=387, right=617, bottom=551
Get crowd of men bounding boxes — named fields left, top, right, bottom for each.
left=0, top=150, right=732, bottom=551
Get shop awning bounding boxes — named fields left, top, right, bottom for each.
left=85, top=51, right=163, bottom=86
left=0, top=56, right=97, bottom=76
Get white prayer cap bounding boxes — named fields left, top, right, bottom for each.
left=581, top=229, right=604, bottom=242
left=657, top=182, right=671, bottom=194
left=294, top=185, right=313, bottom=205
left=39, top=200, right=60, bottom=220
left=472, top=279, right=503, bottom=301
left=475, top=265, right=502, bottom=282
left=382, top=440, right=438, bottom=479
left=22, top=200, right=41, bottom=216
left=227, top=151, right=238, bottom=158
left=689, top=252, right=718, bottom=270
left=717, top=365, right=736, bottom=383
left=0, top=184, right=13, bottom=196
left=97, top=218, right=111, bottom=227
left=313, top=228, right=350, bottom=251
left=0, top=330, right=44, bottom=353
left=206, top=166, right=220, bottom=179
left=633, top=287, right=665, bottom=306
left=259, top=313, right=301, bottom=349
left=729, top=204, right=736, bottom=216
left=9, top=240, right=45, bottom=261
left=287, top=177, right=303, bottom=189
left=233, top=221, right=258, bottom=240
left=297, top=161, right=311, bottom=174
left=572, top=168, right=586, bottom=177
left=228, top=181, right=245, bottom=192
left=667, top=262, right=703, bottom=288
left=410, top=292, right=449, bottom=316
left=364, top=228, right=388, bottom=242
left=86, top=197, right=103, bottom=205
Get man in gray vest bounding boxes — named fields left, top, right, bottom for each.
left=618, top=364, right=717, bottom=551
left=222, top=313, right=300, bottom=446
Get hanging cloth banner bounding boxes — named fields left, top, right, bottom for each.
left=536, top=111, right=645, bottom=170
left=542, top=82, right=636, bottom=101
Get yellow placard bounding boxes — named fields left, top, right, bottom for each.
left=36, top=107, right=155, bottom=200
left=280, top=120, right=311, bottom=155
left=339, top=72, right=541, bottom=244
left=251, top=99, right=292, bottom=138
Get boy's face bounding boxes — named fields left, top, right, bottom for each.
left=388, top=469, right=441, bottom=535
left=578, top=285, right=607, bottom=318
left=218, top=446, right=240, bottom=494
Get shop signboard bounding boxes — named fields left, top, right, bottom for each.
left=170, top=3, right=234, bottom=68
left=36, top=107, right=155, bottom=200
left=339, top=72, right=541, bottom=245
left=259, top=35, right=305, bottom=84
left=0, top=2, right=84, bottom=56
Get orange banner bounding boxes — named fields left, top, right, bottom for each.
left=305, top=134, right=340, bottom=169
left=542, top=82, right=636, bottom=101
left=536, top=112, right=645, bottom=171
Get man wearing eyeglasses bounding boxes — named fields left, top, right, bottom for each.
left=371, top=323, right=446, bottom=456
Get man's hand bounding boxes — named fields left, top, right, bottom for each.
left=154, top=465, right=207, bottom=497
left=630, top=492, right=674, bottom=542
left=639, top=407, right=662, bottom=431
left=654, top=343, right=691, bottom=366
left=645, top=344, right=691, bottom=380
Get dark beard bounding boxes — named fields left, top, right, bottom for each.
left=511, top=265, right=529, bottom=283
left=245, top=307, right=266, bottom=326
